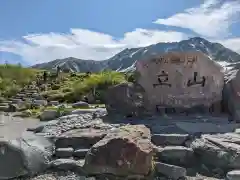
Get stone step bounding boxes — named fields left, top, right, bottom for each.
left=73, top=148, right=89, bottom=159
left=0, top=103, right=9, bottom=107
left=155, top=146, right=195, bottom=166
left=0, top=106, right=9, bottom=112
left=48, top=158, right=85, bottom=172
left=155, top=162, right=186, bottom=180
left=55, top=128, right=106, bottom=149
left=55, top=147, right=74, bottom=158
left=151, top=134, right=189, bottom=146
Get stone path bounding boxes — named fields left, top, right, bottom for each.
left=0, top=113, right=40, bottom=140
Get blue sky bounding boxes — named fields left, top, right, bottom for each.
left=0, top=0, right=240, bottom=65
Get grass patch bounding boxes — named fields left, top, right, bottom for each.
left=0, top=64, right=38, bottom=98
left=0, top=64, right=136, bottom=104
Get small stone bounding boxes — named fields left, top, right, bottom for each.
left=55, top=147, right=74, bottom=158
left=155, top=162, right=186, bottom=180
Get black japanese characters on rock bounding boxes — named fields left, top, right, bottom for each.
left=153, top=71, right=206, bottom=88
left=187, top=72, right=206, bottom=87
left=153, top=71, right=172, bottom=87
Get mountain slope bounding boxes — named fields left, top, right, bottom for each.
left=32, top=37, right=240, bottom=72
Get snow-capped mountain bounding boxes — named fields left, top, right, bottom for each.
left=32, top=37, right=240, bottom=72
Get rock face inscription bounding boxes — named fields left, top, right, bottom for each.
left=136, top=51, right=224, bottom=111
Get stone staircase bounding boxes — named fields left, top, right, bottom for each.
left=0, top=78, right=55, bottom=112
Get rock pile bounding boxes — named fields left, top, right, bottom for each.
left=0, top=110, right=239, bottom=179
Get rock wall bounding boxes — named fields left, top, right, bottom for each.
left=136, top=51, right=225, bottom=112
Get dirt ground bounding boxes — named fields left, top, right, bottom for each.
left=0, top=113, right=40, bottom=140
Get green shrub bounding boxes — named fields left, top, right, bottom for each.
left=47, top=92, right=65, bottom=102
left=73, top=71, right=126, bottom=95
left=0, top=65, right=38, bottom=98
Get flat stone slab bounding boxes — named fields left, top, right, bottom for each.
left=73, top=149, right=89, bottom=159
left=155, top=162, right=186, bottom=180
left=151, top=134, right=189, bottom=146
left=55, top=148, right=74, bottom=158
left=227, top=170, right=240, bottom=180
left=176, top=122, right=240, bottom=134
left=156, top=146, right=195, bottom=165
left=55, top=128, right=107, bottom=149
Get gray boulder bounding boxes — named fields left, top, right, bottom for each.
left=48, top=159, right=85, bottom=173
left=224, top=69, right=240, bottom=122
left=191, top=133, right=240, bottom=170
left=72, top=101, right=90, bottom=108
left=105, top=82, right=148, bottom=117
left=156, top=146, right=195, bottom=166
left=0, top=132, right=54, bottom=179
left=226, top=170, right=240, bottom=180
left=136, top=51, right=224, bottom=113
left=48, top=101, right=59, bottom=106
left=39, top=109, right=59, bottom=121
left=155, top=162, right=186, bottom=180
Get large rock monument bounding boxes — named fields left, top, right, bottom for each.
left=136, top=51, right=225, bottom=113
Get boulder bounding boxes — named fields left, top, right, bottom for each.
left=39, top=109, right=59, bottom=121
left=136, top=51, right=224, bottom=113
left=191, top=133, right=240, bottom=170
left=224, top=69, right=240, bottom=122
left=48, top=101, right=59, bottom=106
left=155, top=162, right=186, bottom=180
left=83, top=125, right=154, bottom=176
left=105, top=82, right=148, bottom=117
left=72, top=101, right=90, bottom=108
left=226, top=170, right=240, bottom=180
left=55, top=128, right=107, bottom=149
left=48, top=159, right=85, bottom=173
left=0, top=132, right=54, bottom=179
left=156, top=146, right=195, bottom=166
left=32, top=100, right=48, bottom=107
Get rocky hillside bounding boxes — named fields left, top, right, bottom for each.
left=32, top=37, right=240, bottom=72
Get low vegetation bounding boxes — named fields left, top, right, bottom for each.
left=0, top=64, right=38, bottom=99
left=0, top=64, right=137, bottom=104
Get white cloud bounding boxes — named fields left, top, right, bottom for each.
left=154, top=0, right=240, bottom=38
left=219, top=38, right=240, bottom=54
left=0, top=28, right=187, bottom=65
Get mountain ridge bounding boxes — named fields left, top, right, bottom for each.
left=32, top=37, right=240, bottom=72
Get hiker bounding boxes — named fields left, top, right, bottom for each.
left=57, top=66, right=61, bottom=77
left=83, top=96, right=89, bottom=103
left=43, top=71, right=47, bottom=82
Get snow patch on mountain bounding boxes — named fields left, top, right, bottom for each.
left=32, top=37, right=240, bottom=73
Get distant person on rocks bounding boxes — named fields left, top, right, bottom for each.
left=57, top=66, right=61, bottom=77
left=43, top=71, right=47, bottom=82
left=83, top=96, right=89, bottom=103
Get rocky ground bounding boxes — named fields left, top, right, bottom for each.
left=0, top=109, right=239, bottom=180
left=1, top=67, right=240, bottom=179
left=0, top=113, right=40, bottom=140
